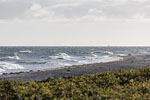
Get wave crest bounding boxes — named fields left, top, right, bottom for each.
left=0, top=68, right=5, bottom=73
left=0, top=62, right=24, bottom=74
left=7, top=53, right=20, bottom=60
left=49, top=53, right=71, bottom=60
left=19, top=50, right=32, bottom=53
left=103, top=51, right=114, bottom=55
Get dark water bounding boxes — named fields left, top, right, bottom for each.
left=0, top=46, right=150, bottom=74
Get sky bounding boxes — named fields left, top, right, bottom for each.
left=0, top=0, right=150, bottom=46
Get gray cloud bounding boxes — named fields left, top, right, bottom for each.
left=0, top=0, right=150, bottom=21
left=0, top=1, right=31, bottom=19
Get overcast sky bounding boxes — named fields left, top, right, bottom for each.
left=0, top=0, right=150, bottom=46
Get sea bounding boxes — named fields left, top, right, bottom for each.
left=0, top=46, right=150, bottom=74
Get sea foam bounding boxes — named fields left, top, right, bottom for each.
left=0, top=68, right=5, bottom=73
left=0, top=62, right=24, bottom=70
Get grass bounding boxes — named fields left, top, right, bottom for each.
left=1, top=67, right=150, bottom=100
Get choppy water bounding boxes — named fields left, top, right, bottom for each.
left=0, top=46, right=150, bottom=74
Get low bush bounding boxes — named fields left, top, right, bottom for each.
left=1, top=67, right=150, bottom=100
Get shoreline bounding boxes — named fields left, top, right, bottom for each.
left=0, top=55, right=150, bottom=82
left=0, top=55, right=124, bottom=75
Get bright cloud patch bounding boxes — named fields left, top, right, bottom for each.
left=28, top=3, right=54, bottom=18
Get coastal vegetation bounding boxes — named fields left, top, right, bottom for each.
left=1, top=67, right=150, bottom=99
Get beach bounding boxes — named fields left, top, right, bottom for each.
left=0, top=55, right=150, bottom=82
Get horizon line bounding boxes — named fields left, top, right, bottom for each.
left=0, top=45, right=150, bottom=47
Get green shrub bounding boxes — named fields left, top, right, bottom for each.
left=1, top=67, right=150, bottom=99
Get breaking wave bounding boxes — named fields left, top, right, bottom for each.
left=0, top=62, right=24, bottom=74
left=0, top=47, right=129, bottom=74
left=91, top=54, right=98, bottom=57
left=0, top=68, right=5, bottom=73
left=103, top=51, right=114, bottom=55
left=48, top=52, right=122, bottom=66
left=78, top=55, right=121, bottom=65
left=7, top=53, right=20, bottom=60
left=49, top=53, right=71, bottom=60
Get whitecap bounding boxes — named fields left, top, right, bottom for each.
left=103, top=51, right=114, bottom=55
left=78, top=61, right=89, bottom=64
left=19, top=49, right=32, bottom=53
left=7, top=52, right=20, bottom=60
left=58, top=63, right=72, bottom=66
left=0, top=62, right=24, bottom=70
left=91, top=54, right=98, bottom=57
left=91, top=52, right=94, bottom=54
left=8, top=56, right=20, bottom=60
left=117, top=54, right=128, bottom=57
left=77, top=55, right=122, bottom=65
left=0, top=68, right=5, bottom=72
left=49, top=53, right=71, bottom=60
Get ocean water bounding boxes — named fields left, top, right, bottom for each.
left=0, top=46, right=150, bottom=74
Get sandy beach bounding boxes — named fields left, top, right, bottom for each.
left=0, top=55, right=150, bottom=82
